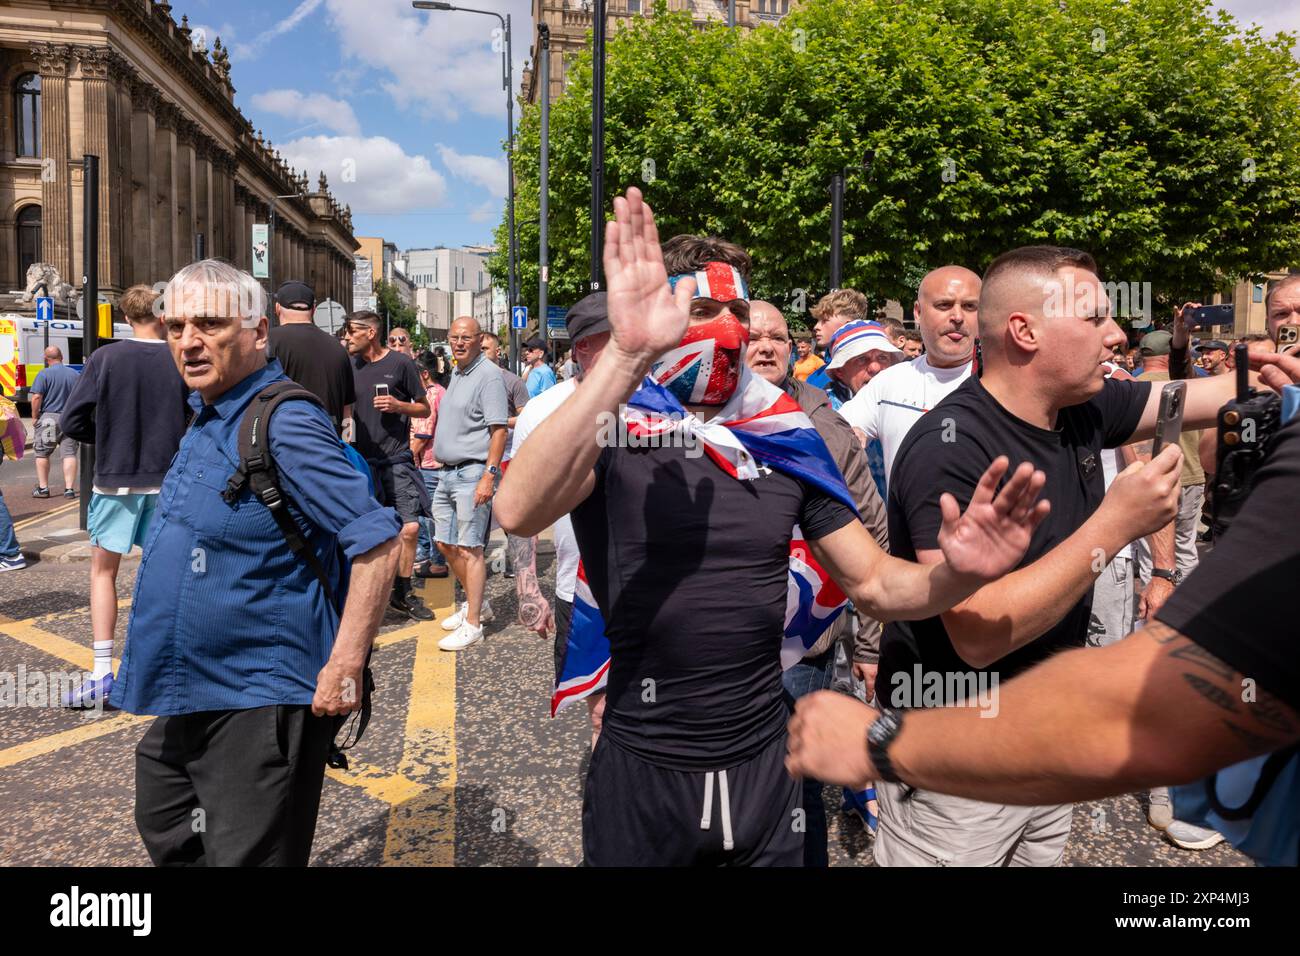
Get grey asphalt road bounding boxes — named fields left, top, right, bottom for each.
left=0, top=532, right=1249, bottom=867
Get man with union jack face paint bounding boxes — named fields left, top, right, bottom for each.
left=496, top=187, right=1050, bottom=866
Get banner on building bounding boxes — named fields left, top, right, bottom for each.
left=251, top=224, right=269, bottom=279
left=353, top=256, right=373, bottom=307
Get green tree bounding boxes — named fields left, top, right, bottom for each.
left=493, top=0, right=1300, bottom=319
left=373, top=280, right=426, bottom=350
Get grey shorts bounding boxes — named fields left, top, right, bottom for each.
left=874, top=780, right=1073, bottom=867
left=33, top=412, right=77, bottom=460
left=369, top=459, right=429, bottom=526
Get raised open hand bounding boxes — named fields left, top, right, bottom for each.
left=937, top=457, right=1050, bottom=582
left=602, top=187, right=693, bottom=364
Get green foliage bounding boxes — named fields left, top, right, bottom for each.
left=492, top=0, right=1300, bottom=318
left=373, top=280, right=425, bottom=349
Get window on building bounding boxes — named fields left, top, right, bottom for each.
left=1254, top=283, right=1265, bottom=303
left=627, top=0, right=641, bottom=12
left=17, top=204, right=41, bottom=278
left=14, top=72, right=41, bottom=158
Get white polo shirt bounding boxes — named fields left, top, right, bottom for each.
left=837, top=355, right=972, bottom=483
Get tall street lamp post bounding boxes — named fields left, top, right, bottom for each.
left=413, top=2, right=520, bottom=371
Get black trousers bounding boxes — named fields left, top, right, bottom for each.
left=582, top=731, right=803, bottom=867
left=134, top=705, right=334, bottom=867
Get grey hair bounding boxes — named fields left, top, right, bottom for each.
left=160, top=259, right=266, bottom=328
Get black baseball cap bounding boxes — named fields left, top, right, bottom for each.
left=523, top=336, right=547, bottom=352
left=565, top=292, right=609, bottom=343
left=1197, top=339, right=1230, bottom=353
left=274, top=281, right=315, bottom=311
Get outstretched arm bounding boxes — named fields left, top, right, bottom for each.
left=809, top=457, right=1050, bottom=625
left=496, top=188, right=695, bottom=536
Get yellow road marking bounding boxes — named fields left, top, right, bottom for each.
left=13, top=500, right=79, bottom=531
left=0, top=615, right=119, bottom=672
left=0, top=713, right=150, bottom=770
left=382, top=577, right=457, bottom=866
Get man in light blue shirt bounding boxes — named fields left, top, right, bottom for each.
left=523, top=336, right=557, bottom=398
left=115, top=260, right=401, bottom=866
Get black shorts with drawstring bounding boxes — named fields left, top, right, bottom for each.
left=581, top=730, right=802, bottom=867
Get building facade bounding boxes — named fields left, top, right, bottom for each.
left=0, top=1, right=357, bottom=312
left=400, top=246, right=490, bottom=294
left=522, top=1, right=791, bottom=105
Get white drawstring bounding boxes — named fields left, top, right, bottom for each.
left=700, top=770, right=735, bottom=851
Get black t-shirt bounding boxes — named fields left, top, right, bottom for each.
left=351, top=350, right=425, bottom=464
left=1158, top=415, right=1300, bottom=713
left=268, top=324, right=356, bottom=430
left=570, top=442, right=856, bottom=771
left=882, top=375, right=1151, bottom=700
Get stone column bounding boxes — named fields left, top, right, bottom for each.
left=192, top=136, right=212, bottom=261
left=110, top=55, right=136, bottom=286
left=173, top=117, right=196, bottom=268
left=152, top=100, right=177, bottom=280
left=30, top=43, right=73, bottom=280
left=75, top=46, right=116, bottom=288
left=233, top=182, right=248, bottom=269
left=128, top=79, right=158, bottom=285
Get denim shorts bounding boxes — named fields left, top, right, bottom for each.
left=431, top=462, right=495, bottom=549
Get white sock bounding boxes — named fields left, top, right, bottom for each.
left=92, top=641, right=113, bottom=680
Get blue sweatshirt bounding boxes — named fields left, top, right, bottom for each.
left=61, top=339, right=190, bottom=488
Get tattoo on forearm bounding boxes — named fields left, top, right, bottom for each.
left=1221, top=719, right=1277, bottom=752
left=1170, top=642, right=1235, bottom=680
left=1131, top=440, right=1154, bottom=458
left=508, top=533, right=549, bottom=631
left=1182, top=673, right=1238, bottom=713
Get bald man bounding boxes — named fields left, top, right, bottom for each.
left=802, top=244, right=1257, bottom=866
left=30, top=345, right=81, bottom=498
left=838, top=265, right=979, bottom=486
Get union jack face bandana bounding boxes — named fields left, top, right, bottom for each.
left=654, top=262, right=751, bottom=406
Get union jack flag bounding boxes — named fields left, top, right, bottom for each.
left=551, top=369, right=858, bottom=715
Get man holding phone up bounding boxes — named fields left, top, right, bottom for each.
left=346, top=310, right=433, bottom=621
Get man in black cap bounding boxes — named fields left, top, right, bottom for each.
left=522, top=336, right=558, bottom=398
left=268, top=280, right=356, bottom=434
left=1196, top=339, right=1230, bottom=377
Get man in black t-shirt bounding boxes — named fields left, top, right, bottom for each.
left=345, top=310, right=432, bottom=622
left=497, top=190, right=1052, bottom=866
left=267, top=281, right=355, bottom=433
left=789, top=244, right=1257, bottom=866
left=788, top=354, right=1300, bottom=869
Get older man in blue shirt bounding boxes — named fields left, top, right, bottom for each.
left=112, top=260, right=401, bottom=867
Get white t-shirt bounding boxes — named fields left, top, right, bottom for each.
left=508, top=378, right=580, bottom=602
left=837, top=354, right=972, bottom=481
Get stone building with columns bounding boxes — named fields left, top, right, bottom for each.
left=0, top=0, right=357, bottom=313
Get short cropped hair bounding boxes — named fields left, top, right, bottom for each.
left=903, top=329, right=924, bottom=344
left=346, top=310, right=382, bottom=331
left=162, top=259, right=265, bottom=328
left=120, top=284, right=160, bottom=323
left=811, top=288, right=870, bottom=324
left=661, top=235, right=752, bottom=281
left=1265, top=274, right=1300, bottom=312
left=982, top=245, right=1098, bottom=290
left=480, top=332, right=500, bottom=345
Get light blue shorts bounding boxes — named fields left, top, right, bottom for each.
left=431, top=462, right=495, bottom=549
left=88, top=492, right=158, bottom=555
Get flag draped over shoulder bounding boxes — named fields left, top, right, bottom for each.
left=551, top=369, right=859, bottom=715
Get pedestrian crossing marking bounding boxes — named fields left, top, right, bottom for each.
left=0, top=614, right=120, bottom=673
left=0, top=712, right=150, bottom=770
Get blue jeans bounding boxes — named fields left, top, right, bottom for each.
left=0, top=488, right=20, bottom=559
left=416, top=469, right=447, bottom=566
left=782, top=645, right=836, bottom=867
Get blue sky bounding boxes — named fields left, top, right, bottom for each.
left=171, top=1, right=1294, bottom=258
left=175, top=0, right=532, bottom=252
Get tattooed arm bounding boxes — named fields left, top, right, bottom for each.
left=787, top=621, right=1299, bottom=801
left=507, top=532, right=554, bottom=637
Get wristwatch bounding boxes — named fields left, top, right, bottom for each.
left=866, top=708, right=907, bottom=784
left=486, top=464, right=502, bottom=478
left=1150, top=567, right=1181, bottom=585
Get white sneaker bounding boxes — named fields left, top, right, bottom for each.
left=1147, top=787, right=1173, bottom=830
left=478, top=600, right=495, bottom=624
left=1164, top=820, right=1225, bottom=851
left=438, top=621, right=484, bottom=652
left=441, top=602, right=468, bottom=631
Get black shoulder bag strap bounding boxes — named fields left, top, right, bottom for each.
left=222, top=381, right=373, bottom=770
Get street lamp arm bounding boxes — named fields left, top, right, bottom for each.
left=411, top=2, right=505, bottom=29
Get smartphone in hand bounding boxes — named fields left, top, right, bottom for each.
left=1184, top=304, right=1235, bottom=330
left=1152, top=381, right=1187, bottom=457
left=374, top=384, right=390, bottom=398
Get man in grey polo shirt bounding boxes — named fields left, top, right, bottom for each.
left=434, top=316, right=510, bottom=651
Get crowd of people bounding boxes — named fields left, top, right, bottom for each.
left=3, top=184, right=1297, bottom=869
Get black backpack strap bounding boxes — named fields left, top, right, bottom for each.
left=222, top=381, right=375, bottom=767
left=223, top=382, right=336, bottom=606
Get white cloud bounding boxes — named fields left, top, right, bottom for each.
left=278, top=135, right=448, bottom=214
left=323, top=0, right=532, bottom=120
left=1215, top=1, right=1299, bottom=55
left=438, top=145, right=507, bottom=198
left=232, top=0, right=326, bottom=60
left=251, top=89, right=361, bottom=136
left=467, top=200, right=499, bottom=224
